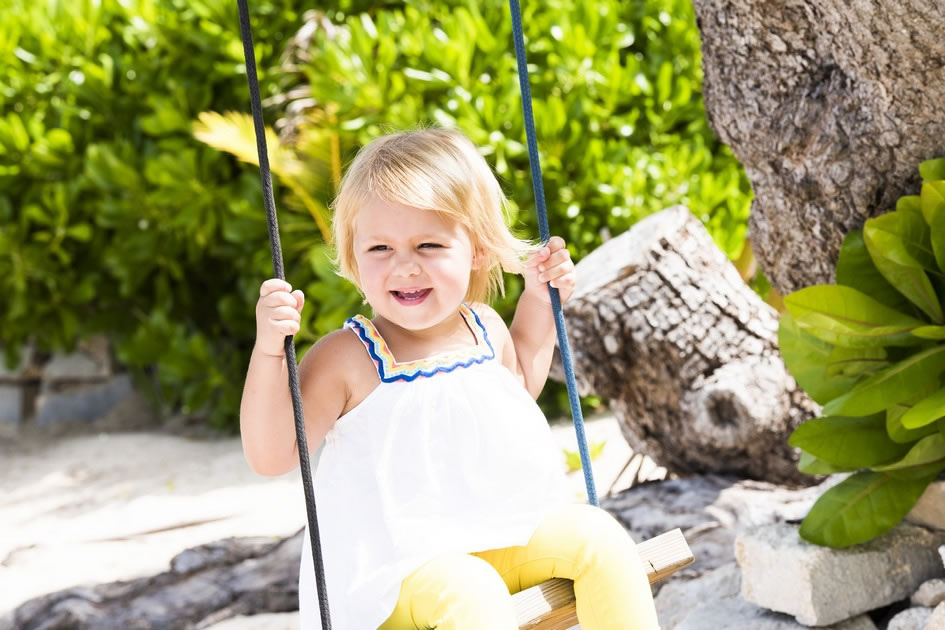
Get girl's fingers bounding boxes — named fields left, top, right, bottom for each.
left=526, top=247, right=551, bottom=268
left=537, top=249, right=571, bottom=271
left=548, top=272, right=576, bottom=289
left=260, top=278, right=292, bottom=297
left=262, top=290, right=300, bottom=308
left=547, top=235, right=566, bottom=251
left=271, top=305, right=302, bottom=321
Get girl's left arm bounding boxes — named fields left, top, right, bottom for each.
left=509, top=236, right=576, bottom=399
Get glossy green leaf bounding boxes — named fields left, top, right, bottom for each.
left=824, top=345, right=888, bottom=378
left=912, top=326, right=945, bottom=340
left=874, top=433, right=945, bottom=474
left=931, top=213, right=945, bottom=276
left=901, top=387, right=945, bottom=429
left=920, top=183, right=945, bottom=274
left=800, top=471, right=936, bottom=548
left=797, top=451, right=855, bottom=475
left=784, top=285, right=928, bottom=348
left=863, top=211, right=943, bottom=323
left=896, top=195, right=922, bottom=215
left=921, top=181, right=945, bottom=226
left=835, top=229, right=911, bottom=310
left=919, top=158, right=945, bottom=182
left=778, top=313, right=858, bottom=404
left=886, top=403, right=941, bottom=444
left=823, top=345, right=945, bottom=416
left=789, top=414, right=909, bottom=468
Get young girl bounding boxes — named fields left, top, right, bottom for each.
left=239, top=128, right=660, bottom=630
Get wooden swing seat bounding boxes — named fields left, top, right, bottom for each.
left=514, top=528, right=694, bottom=630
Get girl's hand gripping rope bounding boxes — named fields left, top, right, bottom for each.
left=522, top=236, right=577, bottom=306
left=255, top=278, right=305, bottom=358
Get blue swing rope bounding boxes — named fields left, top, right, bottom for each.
left=508, top=0, right=599, bottom=507
left=236, top=1, right=598, bottom=627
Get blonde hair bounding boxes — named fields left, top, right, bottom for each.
left=331, top=127, right=534, bottom=304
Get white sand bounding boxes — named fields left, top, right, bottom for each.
left=1, top=414, right=658, bottom=626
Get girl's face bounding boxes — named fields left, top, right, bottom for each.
left=353, top=196, right=479, bottom=332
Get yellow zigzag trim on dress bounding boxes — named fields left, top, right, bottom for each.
left=345, top=304, right=496, bottom=383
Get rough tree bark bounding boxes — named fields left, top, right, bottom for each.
left=691, top=0, right=945, bottom=294
left=4, top=534, right=302, bottom=630
left=555, top=206, right=818, bottom=486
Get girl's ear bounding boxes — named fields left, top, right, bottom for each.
left=471, top=248, right=485, bottom=270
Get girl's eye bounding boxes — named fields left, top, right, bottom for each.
left=418, top=243, right=442, bottom=249
left=368, top=245, right=389, bottom=252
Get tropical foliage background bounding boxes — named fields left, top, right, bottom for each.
left=0, top=0, right=753, bottom=427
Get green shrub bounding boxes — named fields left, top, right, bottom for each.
left=200, top=0, right=753, bottom=417
left=779, top=157, right=945, bottom=548
left=0, top=0, right=309, bottom=426
left=2, top=0, right=752, bottom=428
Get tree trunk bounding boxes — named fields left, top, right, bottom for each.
left=555, top=206, right=817, bottom=486
left=5, top=533, right=303, bottom=630
left=691, top=0, right=945, bottom=294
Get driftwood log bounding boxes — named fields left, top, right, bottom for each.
left=692, top=0, right=945, bottom=294
left=4, top=533, right=302, bottom=630
left=554, top=206, right=817, bottom=486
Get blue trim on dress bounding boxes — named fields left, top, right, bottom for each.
left=344, top=304, right=496, bottom=383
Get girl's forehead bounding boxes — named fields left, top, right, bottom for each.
left=354, top=198, right=462, bottom=237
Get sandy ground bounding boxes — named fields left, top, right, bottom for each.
left=1, top=414, right=661, bottom=627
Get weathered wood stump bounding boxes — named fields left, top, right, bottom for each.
left=5, top=533, right=301, bottom=630
left=555, top=206, right=817, bottom=485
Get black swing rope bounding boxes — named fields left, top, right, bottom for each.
left=236, top=1, right=598, bottom=626
left=235, top=1, right=332, bottom=627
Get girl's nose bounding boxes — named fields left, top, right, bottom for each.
left=392, top=254, right=421, bottom=277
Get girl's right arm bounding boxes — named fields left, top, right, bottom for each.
left=239, top=279, right=351, bottom=477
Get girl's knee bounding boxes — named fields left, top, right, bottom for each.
left=557, top=504, right=634, bottom=544
left=541, top=504, right=640, bottom=569
left=402, top=553, right=516, bottom=629
left=411, top=553, right=510, bottom=600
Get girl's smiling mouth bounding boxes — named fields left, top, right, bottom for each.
left=391, top=288, right=432, bottom=305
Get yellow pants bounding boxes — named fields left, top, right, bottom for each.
left=378, top=504, right=660, bottom=629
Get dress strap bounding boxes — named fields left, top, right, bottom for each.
left=343, top=304, right=495, bottom=383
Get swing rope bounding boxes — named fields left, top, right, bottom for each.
left=235, top=1, right=332, bottom=628
left=236, top=1, right=598, bottom=626
left=508, top=0, right=598, bottom=507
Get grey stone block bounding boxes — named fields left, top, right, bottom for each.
left=909, top=481, right=945, bottom=532
left=34, top=374, right=133, bottom=425
left=737, top=522, right=945, bottom=626
left=0, top=384, right=23, bottom=424
left=42, top=336, right=111, bottom=381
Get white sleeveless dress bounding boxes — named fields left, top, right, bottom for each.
left=298, top=304, right=572, bottom=629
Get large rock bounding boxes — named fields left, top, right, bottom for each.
left=887, top=607, right=933, bottom=630
left=926, top=602, right=945, bottom=630
left=912, top=579, right=945, bottom=608
left=737, top=522, right=945, bottom=626
left=557, top=206, right=817, bottom=485
left=654, top=563, right=742, bottom=629
left=675, top=598, right=876, bottom=630
left=604, top=474, right=837, bottom=580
